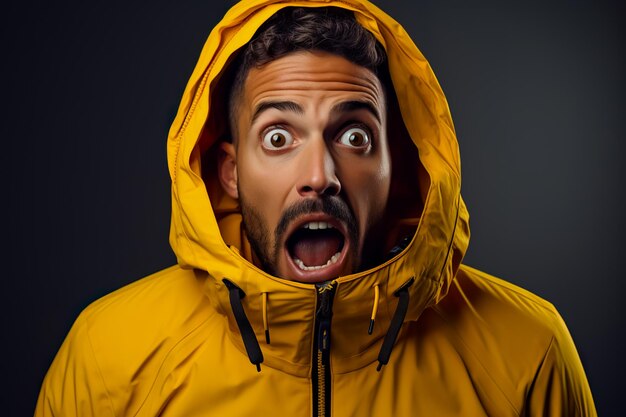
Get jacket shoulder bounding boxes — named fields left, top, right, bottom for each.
left=445, top=264, right=562, bottom=330
left=81, top=265, right=210, bottom=328
left=35, top=265, right=216, bottom=417
left=428, top=264, right=595, bottom=416
left=432, top=264, right=560, bottom=391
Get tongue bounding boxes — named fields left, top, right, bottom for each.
left=291, top=231, right=342, bottom=267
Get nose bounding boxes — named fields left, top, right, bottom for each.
left=296, top=139, right=341, bottom=197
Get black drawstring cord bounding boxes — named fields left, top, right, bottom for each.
left=376, top=277, right=415, bottom=371
left=223, top=279, right=264, bottom=372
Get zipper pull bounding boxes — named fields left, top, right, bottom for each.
left=316, top=282, right=336, bottom=352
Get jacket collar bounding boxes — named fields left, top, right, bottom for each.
left=200, top=236, right=444, bottom=376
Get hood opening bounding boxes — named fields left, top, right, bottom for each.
left=200, top=45, right=428, bottom=261
left=173, top=2, right=464, bottom=283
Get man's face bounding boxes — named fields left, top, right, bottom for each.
left=219, top=51, right=391, bottom=283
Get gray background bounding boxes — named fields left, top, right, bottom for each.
left=4, top=0, right=623, bottom=415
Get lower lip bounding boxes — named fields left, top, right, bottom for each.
left=283, top=242, right=350, bottom=283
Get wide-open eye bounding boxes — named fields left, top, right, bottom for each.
left=262, top=128, right=294, bottom=150
left=338, top=127, right=370, bottom=149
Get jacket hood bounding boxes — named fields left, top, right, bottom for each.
left=167, top=0, right=469, bottom=374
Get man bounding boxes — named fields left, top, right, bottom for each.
left=35, top=1, right=596, bottom=416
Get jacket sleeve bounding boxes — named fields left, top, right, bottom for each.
left=524, top=311, right=597, bottom=417
left=34, top=313, right=116, bottom=417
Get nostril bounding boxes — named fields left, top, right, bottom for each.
left=324, top=183, right=340, bottom=196
left=298, top=182, right=340, bottom=197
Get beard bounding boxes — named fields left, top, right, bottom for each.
left=239, top=193, right=361, bottom=278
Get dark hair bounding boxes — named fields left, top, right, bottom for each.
left=227, top=6, right=387, bottom=138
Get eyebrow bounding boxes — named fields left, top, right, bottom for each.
left=331, top=100, right=382, bottom=124
left=251, top=101, right=304, bottom=125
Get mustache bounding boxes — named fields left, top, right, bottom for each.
left=275, top=197, right=358, bottom=242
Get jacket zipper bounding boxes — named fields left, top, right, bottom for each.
left=313, top=282, right=335, bottom=417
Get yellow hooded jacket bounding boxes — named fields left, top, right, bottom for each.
left=35, top=1, right=597, bottom=416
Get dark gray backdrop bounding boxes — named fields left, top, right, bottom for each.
left=4, top=1, right=623, bottom=415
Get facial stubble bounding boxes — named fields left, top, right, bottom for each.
left=238, top=191, right=363, bottom=279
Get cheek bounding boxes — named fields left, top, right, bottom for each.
left=366, top=171, right=391, bottom=223
left=342, top=159, right=391, bottom=228
left=370, top=148, right=392, bottom=218
left=237, top=154, right=295, bottom=227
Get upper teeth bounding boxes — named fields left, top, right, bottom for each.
left=302, top=221, right=333, bottom=230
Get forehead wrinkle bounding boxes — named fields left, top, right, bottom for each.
left=240, top=52, right=386, bottom=133
left=247, top=78, right=381, bottom=100
left=245, top=60, right=382, bottom=99
left=248, top=83, right=383, bottom=121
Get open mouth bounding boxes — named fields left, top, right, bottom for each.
left=284, top=219, right=349, bottom=280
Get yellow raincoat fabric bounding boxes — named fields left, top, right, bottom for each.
left=35, top=1, right=596, bottom=416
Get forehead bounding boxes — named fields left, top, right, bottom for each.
left=241, top=51, right=385, bottom=115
